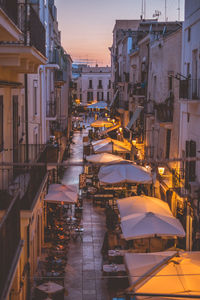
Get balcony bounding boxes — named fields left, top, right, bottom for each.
left=97, top=85, right=103, bottom=89
left=0, top=193, right=23, bottom=300
left=154, top=94, right=174, bottom=123
left=116, top=100, right=129, bottom=111
left=130, top=82, right=146, bottom=96
left=55, top=70, right=67, bottom=86
left=145, top=145, right=154, bottom=159
left=46, top=101, right=57, bottom=119
left=13, top=143, right=46, bottom=164
left=0, top=3, right=46, bottom=75
left=0, top=0, right=21, bottom=42
left=179, top=79, right=200, bottom=101
left=0, top=144, right=48, bottom=211
left=0, top=0, right=18, bottom=25
left=155, top=103, right=173, bottom=123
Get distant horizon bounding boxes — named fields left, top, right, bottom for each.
left=55, top=0, right=185, bottom=66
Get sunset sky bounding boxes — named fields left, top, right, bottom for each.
left=55, top=0, right=184, bottom=66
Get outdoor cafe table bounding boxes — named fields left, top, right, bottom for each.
left=108, top=249, right=139, bottom=257
left=36, top=281, right=64, bottom=299
left=93, top=194, right=114, bottom=206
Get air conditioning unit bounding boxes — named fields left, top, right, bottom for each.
left=189, top=182, right=199, bottom=198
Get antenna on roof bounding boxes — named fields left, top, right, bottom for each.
left=153, top=10, right=161, bottom=19
left=140, top=0, right=146, bottom=20
left=165, top=0, right=167, bottom=22
left=177, top=0, right=180, bottom=21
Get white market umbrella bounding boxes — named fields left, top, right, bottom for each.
left=117, top=195, right=172, bottom=219
left=98, top=163, right=152, bottom=185
left=44, top=184, right=78, bottom=204
left=93, top=139, right=131, bottom=154
left=36, top=281, right=64, bottom=295
left=121, top=212, right=185, bottom=240
left=124, top=251, right=200, bottom=298
left=90, top=120, right=113, bottom=128
left=91, top=138, right=111, bottom=146
left=86, top=152, right=124, bottom=164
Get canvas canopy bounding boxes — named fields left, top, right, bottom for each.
left=117, top=196, right=172, bottom=219
left=124, top=251, right=200, bottom=299
left=90, top=120, right=113, bottom=128
left=91, top=138, right=111, bottom=146
left=93, top=139, right=131, bottom=154
left=121, top=212, right=185, bottom=240
left=86, top=152, right=124, bottom=164
left=98, top=163, right=152, bottom=185
left=88, top=101, right=107, bottom=109
left=44, top=184, right=78, bottom=204
left=99, top=124, right=121, bottom=136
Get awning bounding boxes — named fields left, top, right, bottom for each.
left=126, top=106, right=143, bottom=130
left=99, top=124, right=120, bottom=136
left=109, top=89, right=119, bottom=107
left=88, top=101, right=107, bottom=109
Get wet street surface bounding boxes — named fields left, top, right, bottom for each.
left=62, top=130, right=109, bottom=300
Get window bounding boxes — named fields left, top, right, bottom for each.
left=33, top=80, right=38, bottom=115
left=153, top=75, right=157, bottom=99
left=98, top=80, right=102, bottom=89
left=0, top=96, right=3, bottom=152
left=165, top=129, right=171, bottom=159
left=188, top=27, right=191, bottom=42
left=187, top=63, right=190, bottom=77
left=97, top=92, right=103, bottom=101
left=107, top=92, right=110, bottom=101
left=87, top=92, right=93, bottom=102
left=89, top=80, right=93, bottom=89
left=185, top=140, right=196, bottom=186
left=108, top=80, right=111, bottom=89
left=21, top=104, right=25, bottom=135
left=168, top=76, right=173, bottom=91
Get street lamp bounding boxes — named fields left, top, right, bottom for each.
left=132, top=139, right=137, bottom=146
left=158, top=166, right=165, bottom=176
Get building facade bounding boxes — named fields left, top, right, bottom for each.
left=76, top=65, right=111, bottom=105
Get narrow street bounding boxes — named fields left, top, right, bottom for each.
left=62, top=130, right=109, bottom=300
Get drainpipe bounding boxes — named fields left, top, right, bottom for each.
left=24, top=74, right=29, bottom=162
left=24, top=0, right=29, bottom=162
left=38, top=64, right=60, bottom=144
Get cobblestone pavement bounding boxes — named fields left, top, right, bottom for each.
left=62, top=130, right=109, bottom=300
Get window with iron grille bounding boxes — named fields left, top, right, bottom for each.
left=185, top=140, right=196, bottom=187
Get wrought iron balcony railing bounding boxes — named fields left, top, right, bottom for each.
left=116, top=100, right=129, bottom=110
left=0, top=192, right=22, bottom=300
left=155, top=102, right=173, bottom=122
left=129, top=82, right=146, bottom=96
left=1, top=3, right=46, bottom=57
left=55, top=70, right=67, bottom=83
left=179, top=79, right=200, bottom=100
left=0, top=0, right=18, bottom=25
left=0, top=144, right=48, bottom=210
left=29, top=5, right=46, bottom=56
left=13, top=143, right=46, bottom=164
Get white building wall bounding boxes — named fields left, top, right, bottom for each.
left=80, top=67, right=111, bottom=105
left=179, top=0, right=200, bottom=185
